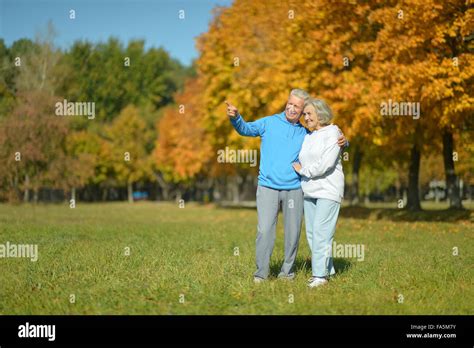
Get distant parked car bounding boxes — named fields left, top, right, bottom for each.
left=132, top=191, right=149, bottom=201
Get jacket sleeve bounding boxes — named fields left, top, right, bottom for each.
left=230, top=114, right=266, bottom=137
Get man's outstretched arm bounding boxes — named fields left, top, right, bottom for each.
left=226, top=100, right=265, bottom=137
left=336, top=128, right=348, bottom=148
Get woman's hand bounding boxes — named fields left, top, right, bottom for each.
left=292, top=162, right=302, bottom=173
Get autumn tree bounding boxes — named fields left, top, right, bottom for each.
left=154, top=78, right=213, bottom=200
left=0, top=24, right=68, bottom=202
left=0, top=91, right=68, bottom=202
left=366, top=0, right=473, bottom=210
left=105, top=105, right=154, bottom=203
left=47, top=130, right=99, bottom=202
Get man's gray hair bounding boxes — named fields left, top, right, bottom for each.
left=290, top=89, right=310, bottom=103
left=305, top=98, right=334, bottom=126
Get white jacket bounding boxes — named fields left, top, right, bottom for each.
left=297, top=124, right=344, bottom=203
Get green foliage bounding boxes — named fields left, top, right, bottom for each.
left=0, top=32, right=192, bottom=200
left=58, top=38, right=187, bottom=124
left=105, top=105, right=154, bottom=185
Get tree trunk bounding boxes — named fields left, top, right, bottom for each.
left=406, top=144, right=421, bottom=211
left=155, top=172, right=170, bottom=201
left=23, top=174, right=30, bottom=202
left=162, top=186, right=170, bottom=201
left=364, top=180, right=370, bottom=204
left=9, top=169, right=21, bottom=203
left=71, top=187, right=76, bottom=202
left=33, top=187, right=39, bottom=204
left=176, top=186, right=183, bottom=202
left=442, top=128, right=463, bottom=209
left=231, top=176, right=241, bottom=203
left=127, top=182, right=133, bottom=203
left=101, top=187, right=108, bottom=201
left=212, top=177, right=224, bottom=202
left=351, top=149, right=363, bottom=205
left=395, top=176, right=401, bottom=201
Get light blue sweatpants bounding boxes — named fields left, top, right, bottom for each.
left=303, top=197, right=340, bottom=278
left=255, top=185, right=304, bottom=279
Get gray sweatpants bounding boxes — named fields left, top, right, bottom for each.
left=254, top=185, right=304, bottom=279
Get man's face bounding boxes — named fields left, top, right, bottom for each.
left=285, top=95, right=305, bottom=123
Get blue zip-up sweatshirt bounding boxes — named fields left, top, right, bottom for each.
left=230, top=112, right=309, bottom=190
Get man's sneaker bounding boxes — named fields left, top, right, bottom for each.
left=254, top=276, right=266, bottom=284
left=308, top=277, right=328, bottom=288
left=277, top=272, right=295, bottom=281
left=307, top=276, right=316, bottom=283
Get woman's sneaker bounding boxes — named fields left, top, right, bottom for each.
left=308, top=277, right=328, bottom=288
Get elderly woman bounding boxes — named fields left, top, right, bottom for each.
left=292, top=98, right=344, bottom=288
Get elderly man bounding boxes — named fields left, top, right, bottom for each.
left=226, top=89, right=347, bottom=283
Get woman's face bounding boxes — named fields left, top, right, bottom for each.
left=303, top=105, right=318, bottom=129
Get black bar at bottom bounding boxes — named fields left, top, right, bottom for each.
left=0, top=315, right=472, bottom=346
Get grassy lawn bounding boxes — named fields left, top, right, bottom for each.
left=0, top=202, right=472, bottom=315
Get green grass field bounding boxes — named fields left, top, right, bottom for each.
left=0, top=202, right=472, bottom=315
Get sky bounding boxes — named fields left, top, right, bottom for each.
left=0, top=0, right=233, bottom=66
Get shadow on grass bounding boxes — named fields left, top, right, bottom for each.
left=340, top=206, right=472, bottom=222
left=216, top=202, right=472, bottom=222
left=269, top=256, right=353, bottom=278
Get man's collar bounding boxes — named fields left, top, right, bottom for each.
left=278, top=111, right=302, bottom=126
